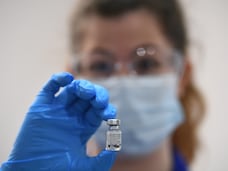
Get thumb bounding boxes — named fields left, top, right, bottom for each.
left=71, top=150, right=117, bottom=171
left=90, top=150, right=117, bottom=171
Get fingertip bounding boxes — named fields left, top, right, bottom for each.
left=51, top=72, right=74, bottom=87
left=91, top=85, right=109, bottom=109
left=75, top=80, right=96, bottom=100
left=35, top=72, right=74, bottom=104
left=102, top=104, right=117, bottom=121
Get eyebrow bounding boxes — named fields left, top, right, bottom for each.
left=91, top=47, right=115, bottom=59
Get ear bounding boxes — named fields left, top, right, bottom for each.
left=178, top=57, right=192, bottom=98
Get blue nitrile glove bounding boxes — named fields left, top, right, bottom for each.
left=1, top=72, right=117, bottom=171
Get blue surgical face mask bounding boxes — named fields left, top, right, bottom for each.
left=93, top=73, right=184, bottom=156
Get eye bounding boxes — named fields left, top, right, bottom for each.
left=89, top=61, right=114, bottom=76
left=132, top=57, right=161, bottom=75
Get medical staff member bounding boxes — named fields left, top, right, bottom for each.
left=1, top=0, right=205, bottom=170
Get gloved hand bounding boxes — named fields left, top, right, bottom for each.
left=1, top=72, right=117, bottom=171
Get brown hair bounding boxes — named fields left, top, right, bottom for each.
left=69, top=0, right=205, bottom=164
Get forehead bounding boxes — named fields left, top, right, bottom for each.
left=81, top=9, right=172, bottom=54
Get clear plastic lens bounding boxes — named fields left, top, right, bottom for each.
left=73, top=46, right=183, bottom=78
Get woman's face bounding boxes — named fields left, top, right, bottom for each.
left=74, top=9, right=185, bottom=81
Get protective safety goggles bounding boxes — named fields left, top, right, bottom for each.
left=71, top=45, right=184, bottom=78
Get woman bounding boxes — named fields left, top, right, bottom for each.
left=0, top=0, right=205, bottom=171
left=68, top=0, right=205, bottom=170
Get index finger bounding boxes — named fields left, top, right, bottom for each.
left=33, top=72, right=74, bottom=105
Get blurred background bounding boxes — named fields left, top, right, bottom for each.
left=0, top=0, right=227, bottom=170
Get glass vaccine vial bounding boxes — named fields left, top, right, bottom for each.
left=106, top=119, right=122, bottom=151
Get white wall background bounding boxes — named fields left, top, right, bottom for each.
left=0, top=0, right=227, bottom=170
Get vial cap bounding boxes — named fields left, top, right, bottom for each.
left=107, top=119, right=120, bottom=126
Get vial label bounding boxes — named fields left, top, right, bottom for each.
left=106, top=130, right=122, bottom=151
left=105, top=119, right=122, bottom=151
